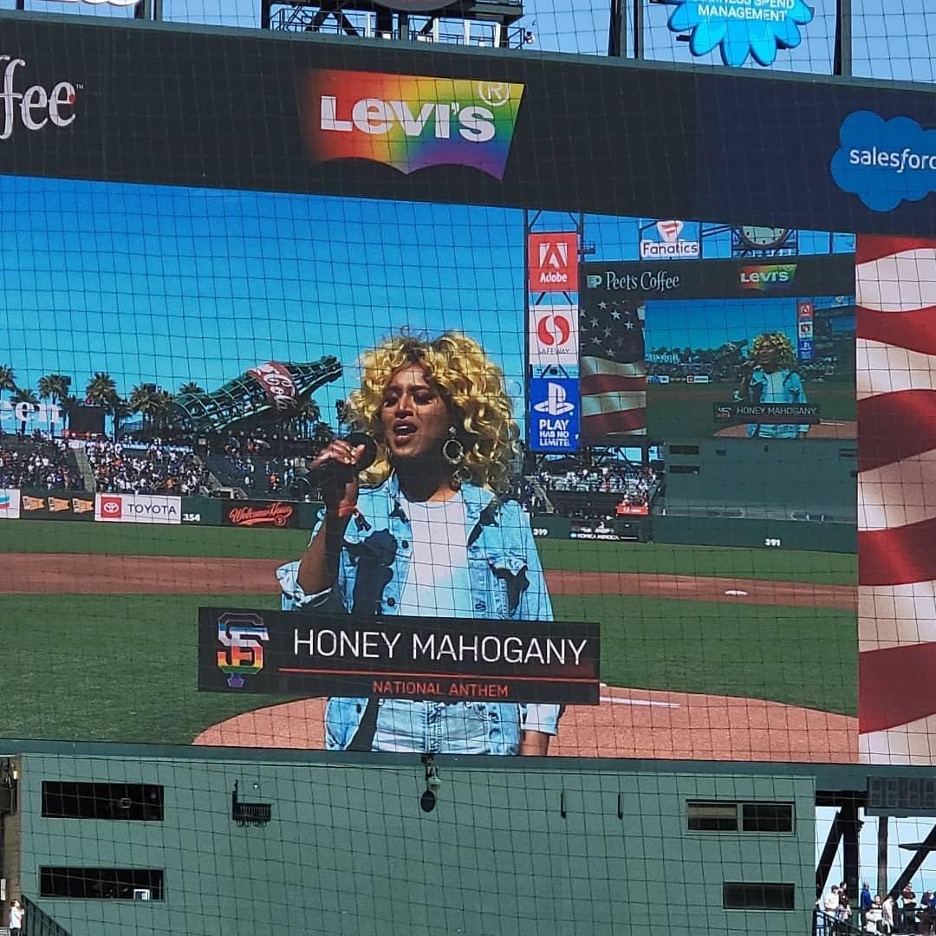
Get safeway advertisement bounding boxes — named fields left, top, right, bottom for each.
left=95, top=493, right=182, bottom=525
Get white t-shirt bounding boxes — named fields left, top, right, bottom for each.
left=397, top=493, right=472, bottom=617
left=10, top=906, right=23, bottom=928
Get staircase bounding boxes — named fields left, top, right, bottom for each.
left=22, top=896, right=70, bottom=936
left=72, top=447, right=96, bottom=493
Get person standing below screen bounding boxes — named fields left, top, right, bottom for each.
left=279, top=333, right=560, bottom=755
left=736, top=332, right=809, bottom=438
left=9, top=899, right=23, bottom=936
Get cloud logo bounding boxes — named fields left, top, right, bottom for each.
left=664, top=0, right=814, bottom=68
left=831, top=111, right=936, bottom=212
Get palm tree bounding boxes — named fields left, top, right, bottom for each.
left=37, top=373, right=72, bottom=436
left=129, top=383, right=159, bottom=436
left=149, top=389, right=175, bottom=436
left=85, top=373, right=121, bottom=438
left=11, top=387, right=39, bottom=435
left=0, top=365, right=16, bottom=403
left=178, top=382, right=204, bottom=396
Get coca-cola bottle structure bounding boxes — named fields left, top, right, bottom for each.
left=170, top=357, right=342, bottom=432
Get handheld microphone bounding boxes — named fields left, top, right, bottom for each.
left=341, top=431, right=378, bottom=473
left=311, top=431, right=378, bottom=485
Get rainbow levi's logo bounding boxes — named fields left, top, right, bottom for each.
left=299, top=70, right=524, bottom=179
left=739, top=264, right=798, bottom=292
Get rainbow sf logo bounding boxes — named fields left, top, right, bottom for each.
left=299, top=70, right=524, bottom=179
left=216, top=612, right=269, bottom=688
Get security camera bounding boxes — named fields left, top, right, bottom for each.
left=426, top=767, right=441, bottom=791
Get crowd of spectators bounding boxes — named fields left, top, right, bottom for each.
left=540, top=463, right=657, bottom=511
left=87, top=439, right=209, bottom=495
left=0, top=437, right=84, bottom=490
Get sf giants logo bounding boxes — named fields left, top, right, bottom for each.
left=528, top=232, right=579, bottom=293
left=0, top=56, right=78, bottom=140
left=216, top=612, right=269, bottom=688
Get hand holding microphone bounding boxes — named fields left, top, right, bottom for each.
left=307, top=431, right=377, bottom=516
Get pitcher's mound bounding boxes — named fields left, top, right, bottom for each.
left=194, top=687, right=857, bottom=763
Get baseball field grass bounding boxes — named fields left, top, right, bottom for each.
left=2, top=520, right=857, bottom=584
left=0, top=519, right=857, bottom=743
left=0, top=590, right=855, bottom=744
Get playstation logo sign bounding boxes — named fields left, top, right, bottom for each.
left=529, top=376, right=580, bottom=452
left=533, top=382, right=575, bottom=416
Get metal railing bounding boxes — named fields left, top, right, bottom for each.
left=21, top=897, right=70, bottom=936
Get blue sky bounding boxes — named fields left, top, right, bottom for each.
left=644, top=295, right=849, bottom=351
left=0, top=176, right=849, bottom=422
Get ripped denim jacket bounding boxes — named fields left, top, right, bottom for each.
left=277, top=474, right=560, bottom=754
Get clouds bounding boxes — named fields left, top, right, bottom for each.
left=831, top=111, right=936, bottom=213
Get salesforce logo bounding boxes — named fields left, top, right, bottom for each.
left=830, top=111, right=936, bottom=212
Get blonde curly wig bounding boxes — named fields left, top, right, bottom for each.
left=750, top=331, right=797, bottom=369
left=346, top=332, right=519, bottom=494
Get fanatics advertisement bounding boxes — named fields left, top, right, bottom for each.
left=0, top=13, right=930, bottom=766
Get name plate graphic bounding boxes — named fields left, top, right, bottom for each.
left=199, top=608, right=600, bottom=705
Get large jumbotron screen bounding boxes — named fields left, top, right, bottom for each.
left=0, top=15, right=933, bottom=765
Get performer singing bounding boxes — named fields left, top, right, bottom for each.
left=736, top=331, right=809, bottom=438
left=278, top=333, right=559, bottom=755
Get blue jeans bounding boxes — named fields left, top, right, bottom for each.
left=325, top=698, right=522, bottom=754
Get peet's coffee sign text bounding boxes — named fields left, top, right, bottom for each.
left=0, top=56, right=78, bottom=140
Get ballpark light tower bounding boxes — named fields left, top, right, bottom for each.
left=261, top=0, right=531, bottom=50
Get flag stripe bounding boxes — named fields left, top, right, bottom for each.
left=857, top=389, right=936, bottom=472
left=856, top=249, right=936, bottom=312
left=858, top=450, right=936, bottom=531
left=857, top=306, right=936, bottom=358
left=860, top=642, right=936, bottom=732
left=582, top=409, right=647, bottom=436
left=580, top=357, right=646, bottom=378
left=859, top=582, right=936, bottom=651
left=860, top=516, right=936, bottom=587
left=581, top=391, right=647, bottom=416
left=580, top=374, right=647, bottom=396
left=857, top=338, right=936, bottom=400
left=856, top=236, right=936, bottom=266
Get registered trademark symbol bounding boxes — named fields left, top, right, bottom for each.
left=477, top=81, right=510, bottom=107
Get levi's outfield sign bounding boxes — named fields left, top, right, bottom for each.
left=298, top=70, right=524, bottom=179
left=199, top=608, right=600, bottom=704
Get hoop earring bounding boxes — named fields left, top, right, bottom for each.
left=441, top=426, right=465, bottom=467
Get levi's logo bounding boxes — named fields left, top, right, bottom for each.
left=740, top=264, right=797, bottom=291
left=299, top=70, right=523, bottom=179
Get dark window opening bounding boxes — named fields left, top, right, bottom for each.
left=669, top=445, right=700, bottom=455
left=687, top=800, right=794, bottom=833
left=723, top=882, right=795, bottom=910
left=687, top=801, right=738, bottom=831
left=42, top=783, right=164, bottom=821
left=741, top=802, right=795, bottom=833
left=40, top=868, right=164, bottom=900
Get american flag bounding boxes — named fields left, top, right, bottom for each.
left=578, top=297, right=646, bottom=441
left=857, top=235, right=936, bottom=764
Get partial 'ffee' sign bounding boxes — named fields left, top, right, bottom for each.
left=198, top=608, right=600, bottom=705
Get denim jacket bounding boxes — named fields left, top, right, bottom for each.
left=277, top=474, right=560, bottom=743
